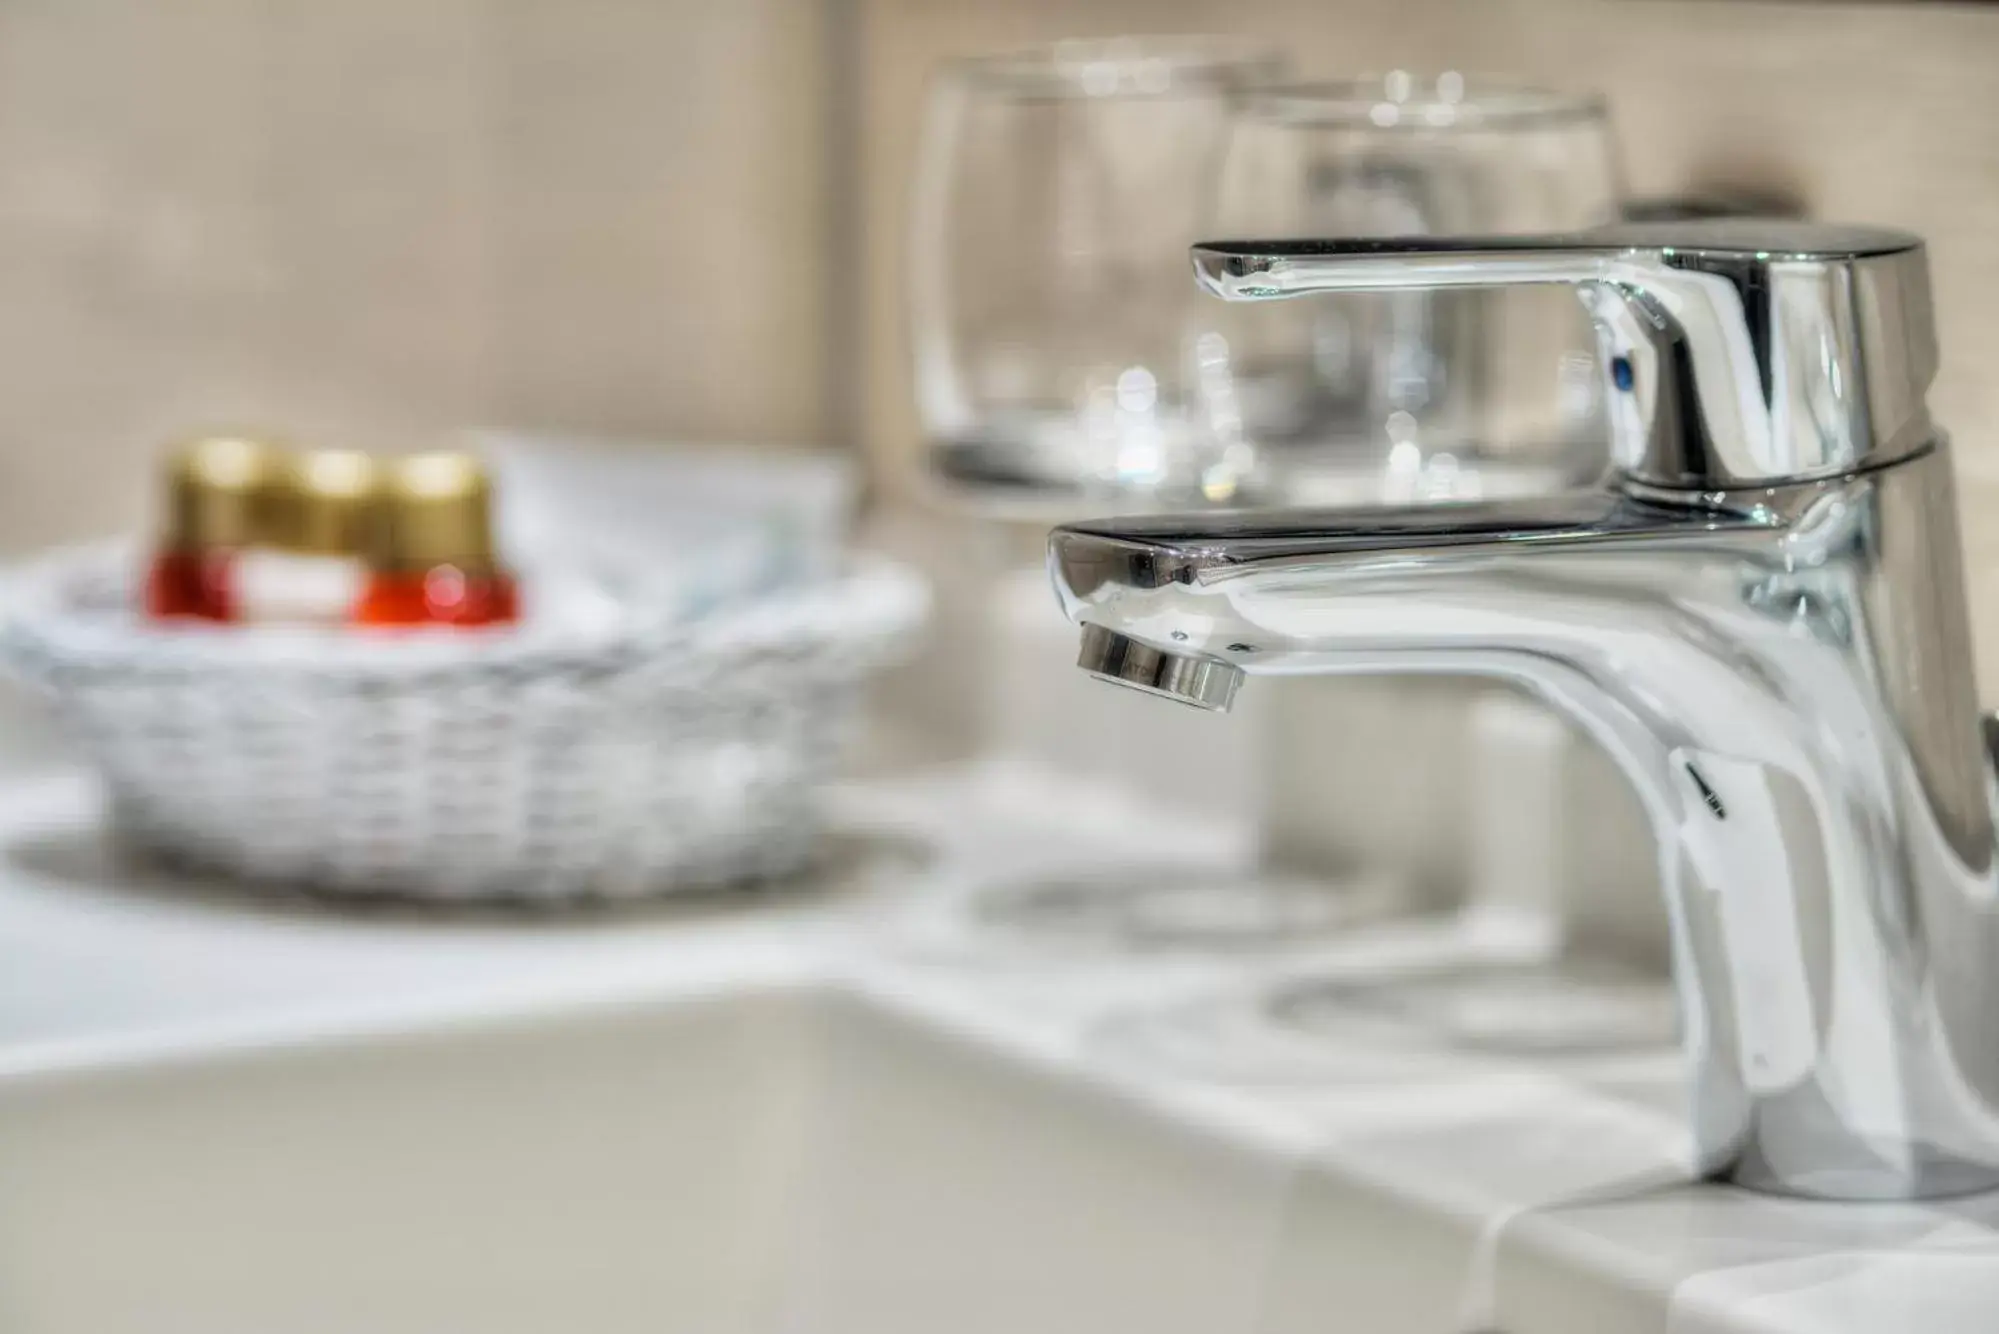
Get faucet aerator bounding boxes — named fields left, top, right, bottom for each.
left=1076, top=624, right=1243, bottom=712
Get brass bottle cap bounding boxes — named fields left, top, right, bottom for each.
left=162, top=435, right=288, bottom=552
left=370, top=451, right=499, bottom=572
left=272, top=449, right=382, bottom=556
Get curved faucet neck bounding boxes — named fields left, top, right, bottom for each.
left=1052, top=446, right=1999, bottom=1199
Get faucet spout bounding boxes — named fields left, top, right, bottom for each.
left=1051, top=450, right=1999, bottom=1199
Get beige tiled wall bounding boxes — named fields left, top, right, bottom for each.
left=10, top=0, right=1999, bottom=682
left=0, top=0, right=835, bottom=554
left=855, top=0, right=1999, bottom=694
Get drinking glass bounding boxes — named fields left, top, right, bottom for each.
left=909, top=37, right=1283, bottom=514
left=1195, top=73, right=1623, bottom=505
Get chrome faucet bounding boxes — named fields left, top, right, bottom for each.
left=1050, top=221, right=1999, bottom=1200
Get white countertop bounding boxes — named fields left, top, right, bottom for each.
left=0, top=760, right=1993, bottom=1333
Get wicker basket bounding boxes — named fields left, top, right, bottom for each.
left=0, top=547, right=927, bottom=903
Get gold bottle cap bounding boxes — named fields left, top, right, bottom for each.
left=370, top=451, right=499, bottom=572
left=162, top=435, right=288, bottom=552
left=272, top=449, right=382, bottom=556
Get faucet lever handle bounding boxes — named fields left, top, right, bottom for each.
left=1193, top=221, right=1935, bottom=490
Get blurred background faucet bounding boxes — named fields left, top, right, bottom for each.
left=1051, top=221, right=1999, bottom=1199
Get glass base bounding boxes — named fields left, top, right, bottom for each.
left=925, top=436, right=1212, bottom=522
left=925, top=428, right=1599, bottom=521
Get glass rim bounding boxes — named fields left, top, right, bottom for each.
left=942, top=35, right=1286, bottom=100
left=1243, top=75, right=1608, bottom=131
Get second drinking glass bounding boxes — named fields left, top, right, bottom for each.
left=1196, top=73, right=1623, bottom=505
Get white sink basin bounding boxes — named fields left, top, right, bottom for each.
left=783, top=988, right=1293, bottom=1334
left=0, top=767, right=1994, bottom=1334
left=0, top=981, right=1296, bottom=1334
left=0, top=987, right=817, bottom=1333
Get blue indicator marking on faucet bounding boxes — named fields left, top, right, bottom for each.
left=1611, top=355, right=1635, bottom=392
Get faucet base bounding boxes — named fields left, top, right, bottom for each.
left=1727, top=1081, right=1999, bottom=1201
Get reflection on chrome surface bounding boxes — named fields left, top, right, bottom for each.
left=1051, top=222, right=1999, bottom=1200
